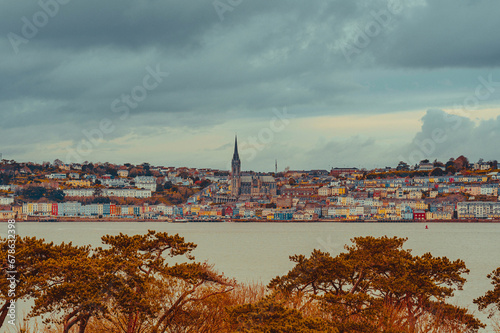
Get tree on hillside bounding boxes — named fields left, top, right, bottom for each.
left=91, top=196, right=110, bottom=204
left=82, top=163, right=94, bottom=173
left=430, top=167, right=444, bottom=176
left=454, top=156, right=470, bottom=172
left=433, top=159, right=445, bottom=167
left=141, top=163, right=151, bottom=176
left=93, top=187, right=103, bottom=197
left=0, top=174, right=11, bottom=185
left=105, top=165, right=118, bottom=177
left=199, top=179, right=211, bottom=189
left=396, top=161, right=410, bottom=171
left=17, top=186, right=65, bottom=202
left=129, top=167, right=144, bottom=177
left=269, top=236, right=483, bottom=333
left=49, top=189, right=65, bottom=202
left=446, top=165, right=457, bottom=175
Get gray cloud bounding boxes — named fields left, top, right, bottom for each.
left=1, top=0, right=500, bottom=166
left=370, top=0, right=500, bottom=68
left=305, top=135, right=383, bottom=169
left=401, top=109, right=500, bottom=165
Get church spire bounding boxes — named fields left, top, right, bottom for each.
left=231, top=135, right=241, bottom=197
left=233, top=135, right=240, bottom=161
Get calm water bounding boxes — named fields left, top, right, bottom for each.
left=4, top=222, right=500, bottom=332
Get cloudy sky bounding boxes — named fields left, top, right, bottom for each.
left=2, top=0, right=500, bottom=171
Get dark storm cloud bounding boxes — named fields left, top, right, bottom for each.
left=1, top=0, right=500, bottom=164
left=368, top=0, right=500, bottom=68
left=0, top=0, right=363, bottom=132
left=1, top=0, right=215, bottom=51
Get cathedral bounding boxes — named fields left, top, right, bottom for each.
left=231, top=136, right=241, bottom=196
left=230, top=136, right=277, bottom=198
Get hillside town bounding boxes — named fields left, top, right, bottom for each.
left=1, top=143, right=500, bottom=222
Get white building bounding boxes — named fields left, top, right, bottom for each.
left=104, top=189, right=152, bottom=198
left=0, top=196, right=14, bottom=205
left=135, top=176, right=157, bottom=192
left=480, top=185, right=498, bottom=196
left=0, top=185, right=12, bottom=191
left=63, top=188, right=152, bottom=198
left=418, top=163, right=434, bottom=171
left=318, top=187, right=331, bottom=196
left=457, top=202, right=500, bottom=219
left=101, top=178, right=129, bottom=187
left=46, top=173, right=67, bottom=179
left=68, top=173, right=80, bottom=179
left=64, top=189, right=95, bottom=197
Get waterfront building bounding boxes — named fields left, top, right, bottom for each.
left=0, top=210, right=16, bottom=220
left=457, top=202, right=500, bottom=219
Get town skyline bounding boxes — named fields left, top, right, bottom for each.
left=0, top=149, right=498, bottom=174
left=2, top=153, right=500, bottom=223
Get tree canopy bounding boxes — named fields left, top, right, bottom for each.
left=269, top=236, right=484, bottom=333
left=1, top=231, right=234, bottom=333
left=16, top=186, right=65, bottom=202
left=474, top=267, right=500, bottom=318
left=0, top=234, right=491, bottom=333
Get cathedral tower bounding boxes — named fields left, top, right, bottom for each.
left=231, top=136, right=241, bottom=196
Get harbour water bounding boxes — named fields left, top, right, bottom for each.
left=5, top=222, right=500, bottom=332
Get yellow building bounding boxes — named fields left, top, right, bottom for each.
left=190, top=205, right=201, bottom=215
left=66, top=180, right=92, bottom=187
left=0, top=211, right=16, bottom=220
left=415, top=201, right=428, bottom=210
left=332, top=187, right=347, bottom=196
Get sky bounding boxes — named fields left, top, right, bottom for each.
left=1, top=0, right=500, bottom=171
